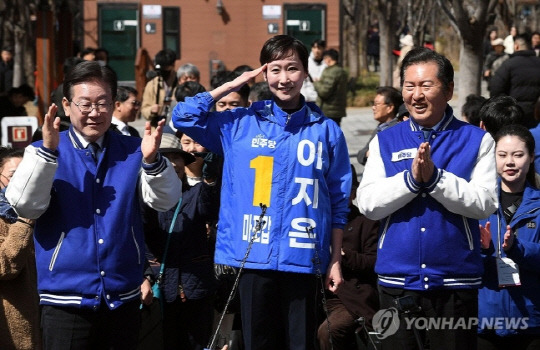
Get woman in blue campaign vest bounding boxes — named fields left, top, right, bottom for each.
left=478, top=124, right=540, bottom=349
left=172, top=35, right=351, bottom=350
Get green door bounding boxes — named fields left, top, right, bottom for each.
left=99, top=5, right=139, bottom=81
left=284, top=4, right=326, bottom=48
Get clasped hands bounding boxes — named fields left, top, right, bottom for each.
left=412, top=142, right=435, bottom=183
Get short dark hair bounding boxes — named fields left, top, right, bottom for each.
left=233, top=65, right=254, bottom=75
left=322, top=49, right=339, bottom=62
left=80, top=47, right=95, bottom=58
left=514, top=34, right=530, bottom=50
left=9, top=84, right=35, bottom=100
left=116, top=86, right=138, bottom=103
left=260, top=35, right=309, bottom=72
left=400, top=47, right=454, bottom=92
left=154, top=49, right=176, bottom=68
left=249, top=82, right=273, bottom=102
left=494, top=124, right=537, bottom=188
left=376, top=86, right=403, bottom=116
left=479, top=95, right=525, bottom=137
left=175, top=81, right=206, bottom=102
left=94, top=48, right=109, bottom=63
left=311, top=39, right=326, bottom=49
left=63, top=60, right=118, bottom=101
left=0, top=147, right=24, bottom=171
left=211, top=70, right=232, bottom=90
left=462, top=94, right=487, bottom=127
left=63, top=56, right=84, bottom=76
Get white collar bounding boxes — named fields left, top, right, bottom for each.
left=72, top=128, right=104, bottom=149
left=111, top=116, right=130, bottom=135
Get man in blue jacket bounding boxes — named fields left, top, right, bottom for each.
left=6, top=61, right=181, bottom=349
left=358, top=48, right=498, bottom=349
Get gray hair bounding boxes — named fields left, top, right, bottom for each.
left=176, top=63, right=200, bottom=79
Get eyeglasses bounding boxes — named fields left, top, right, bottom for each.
left=371, top=101, right=388, bottom=107
left=71, top=101, right=112, bottom=113
left=128, top=100, right=142, bottom=106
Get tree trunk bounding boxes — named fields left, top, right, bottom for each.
left=13, top=29, right=24, bottom=87
left=457, top=41, right=483, bottom=115
left=378, top=20, right=393, bottom=86
left=342, top=0, right=360, bottom=79
left=377, top=0, right=400, bottom=87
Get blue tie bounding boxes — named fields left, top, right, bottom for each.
left=422, top=128, right=432, bottom=142
left=88, top=142, right=100, bottom=162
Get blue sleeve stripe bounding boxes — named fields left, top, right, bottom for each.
left=426, top=168, right=442, bottom=192
left=404, top=170, right=421, bottom=193
left=142, top=153, right=166, bottom=175
left=37, top=146, right=58, bottom=163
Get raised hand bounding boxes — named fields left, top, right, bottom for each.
left=141, top=119, right=165, bottom=164
left=502, top=225, right=515, bottom=251
left=210, top=64, right=267, bottom=101
left=479, top=221, right=492, bottom=249
left=42, top=104, right=61, bottom=151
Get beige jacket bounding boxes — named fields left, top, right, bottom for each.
left=141, top=76, right=176, bottom=121
left=0, top=217, right=40, bottom=350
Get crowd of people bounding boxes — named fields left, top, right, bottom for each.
left=1, top=24, right=540, bottom=350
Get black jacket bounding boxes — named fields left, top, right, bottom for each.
left=490, top=50, right=540, bottom=127
left=144, top=181, right=219, bottom=302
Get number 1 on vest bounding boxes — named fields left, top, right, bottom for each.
left=250, top=156, right=273, bottom=207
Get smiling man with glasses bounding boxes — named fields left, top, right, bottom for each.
left=6, top=60, right=181, bottom=349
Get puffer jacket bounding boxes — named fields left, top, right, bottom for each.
left=314, top=64, right=348, bottom=119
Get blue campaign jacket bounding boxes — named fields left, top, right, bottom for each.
left=172, top=92, right=351, bottom=273
left=33, top=131, right=146, bottom=309
left=360, top=107, right=497, bottom=290
left=478, top=183, right=540, bottom=336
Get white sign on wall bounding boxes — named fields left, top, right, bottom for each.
left=262, top=5, right=281, bottom=19
left=143, top=5, right=162, bottom=19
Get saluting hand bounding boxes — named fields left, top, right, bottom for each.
left=210, top=64, right=267, bottom=101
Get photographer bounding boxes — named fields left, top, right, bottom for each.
left=141, top=49, right=177, bottom=125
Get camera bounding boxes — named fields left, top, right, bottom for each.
left=145, top=64, right=162, bottom=80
